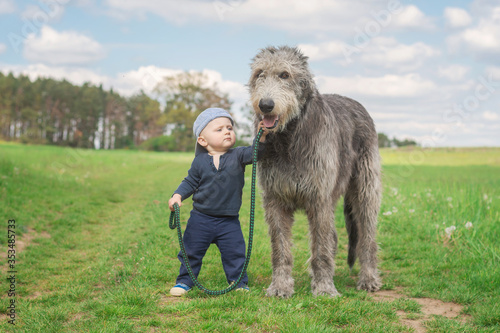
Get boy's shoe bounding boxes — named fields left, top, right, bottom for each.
left=170, top=283, right=191, bottom=296
left=230, top=281, right=250, bottom=292
left=236, top=284, right=250, bottom=292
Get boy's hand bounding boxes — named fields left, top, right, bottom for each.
left=258, top=121, right=270, bottom=142
left=169, top=194, right=182, bottom=211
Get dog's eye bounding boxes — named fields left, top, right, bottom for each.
left=254, top=70, right=264, bottom=79
left=279, top=72, right=290, bottom=79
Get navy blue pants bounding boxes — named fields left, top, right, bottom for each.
left=176, top=209, right=248, bottom=288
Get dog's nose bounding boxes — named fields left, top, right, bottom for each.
left=259, top=99, right=275, bottom=113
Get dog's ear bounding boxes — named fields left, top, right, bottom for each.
left=299, top=77, right=315, bottom=101
left=293, top=47, right=309, bottom=65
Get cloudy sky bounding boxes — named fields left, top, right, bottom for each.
left=1, top=0, right=499, bottom=147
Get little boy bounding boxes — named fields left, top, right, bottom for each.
left=168, top=107, right=268, bottom=296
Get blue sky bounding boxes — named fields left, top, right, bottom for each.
left=1, top=0, right=499, bottom=146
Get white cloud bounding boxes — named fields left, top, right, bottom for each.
left=470, top=0, right=500, bottom=17
left=302, top=37, right=439, bottom=73
left=114, top=65, right=182, bottom=96
left=358, top=37, right=440, bottom=71
left=23, top=25, right=105, bottom=65
left=438, top=64, right=470, bottom=82
left=316, top=73, right=437, bottom=98
left=104, top=0, right=431, bottom=35
left=104, top=0, right=215, bottom=23
left=220, top=0, right=369, bottom=33
left=201, top=69, right=247, bottom=102
left=444, top=7, right=472, bottom=28
left=0, top=43, right=6, bottom=54
left=371, top=108, right=500, bottom=147
left=447, top=7, right=500, bottom=61
left=487, top=66, right=500, bottom=81
left=482, top=110, right=499, bottom=120
left=0, top=0, right=15, bottom=14
left=297, top=41, right=347, bottom=61
left=0, top=63, right=110, bottom=87
left=21, top=3, right=65, bottom=23
left=392, top=5, right=435, bottom=29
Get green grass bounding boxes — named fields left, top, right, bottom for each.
left=1, top=143, right=499, bottom=332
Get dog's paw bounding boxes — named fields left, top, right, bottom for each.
left=312, top=289, right=341, bottom=297
left=311, top=280, right=342, bottom=297
left=266, top=280, right=294, bottom=298
left=357, top=272, right=382, bottom=292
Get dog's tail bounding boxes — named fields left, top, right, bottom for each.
left=344, top=198, right=358, bottom=270
left=344, top=145, right=382, bottom=271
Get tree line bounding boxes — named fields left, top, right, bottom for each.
left=378, top=133, right=418, bottom=148
left=0, top=71, right=416, bottom=151
left=0, top=71, right=230, bottom=151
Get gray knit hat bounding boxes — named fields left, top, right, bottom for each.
left=194, top=108, right=234, bottom=156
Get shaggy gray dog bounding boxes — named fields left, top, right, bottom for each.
left=249, top=46, right=382, bottom=297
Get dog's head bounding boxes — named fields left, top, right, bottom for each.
left=248, top=46, right=316, bottom=132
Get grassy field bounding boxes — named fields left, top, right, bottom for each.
left=1, top=143, right=499, bottom=332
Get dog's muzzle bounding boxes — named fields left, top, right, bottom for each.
left=259, top=99, right=279, bottom=129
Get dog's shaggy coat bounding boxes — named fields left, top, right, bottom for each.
left=249, top=46, right=382, bottom=297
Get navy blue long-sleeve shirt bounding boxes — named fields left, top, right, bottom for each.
left=174, top=139, right=266, bottom=217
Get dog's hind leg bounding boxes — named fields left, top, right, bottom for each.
left=347, top=147, right=382, bottom=292
left=265, top=199, right=295, bottom=298
left=305, top=199, right=341, bottom=297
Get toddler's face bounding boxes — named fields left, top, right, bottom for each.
left=198, top=117, right=236, bottom=153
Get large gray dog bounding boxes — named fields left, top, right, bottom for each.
left=249, top=46, right=382, bottom=297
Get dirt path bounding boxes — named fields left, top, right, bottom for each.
left=2, top=227, right=51, bottom=273
left=373, top=288, right=467, bottom=332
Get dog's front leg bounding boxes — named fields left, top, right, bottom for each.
left=306, top=200, right=341, bottom=297
left=264, top=200, right=295, bottom=298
